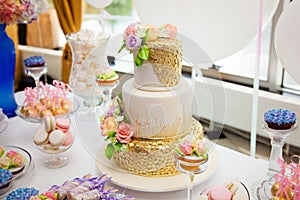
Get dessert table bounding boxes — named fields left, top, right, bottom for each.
left=0, top=92, right=269, bottom=200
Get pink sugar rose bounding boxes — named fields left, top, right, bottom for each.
left=178, top=141, right=194, bottom=156
left=116, top=122, right=134, bottom=144
left=42, top=191, right=57, bottom=200
left=6, top=150, right=18, bottom=159
left=11, top=154, right=24, bottom=166
left=124, top=25, right=138, bottom=38
left=165, top=24, right=177, bottom=39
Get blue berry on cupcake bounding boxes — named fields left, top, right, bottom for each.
left=264, top=108, right=296, bottom=130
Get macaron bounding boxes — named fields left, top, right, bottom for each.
left=45, top=116, right=56, bottom=132
left=33, top=128, right=49, bottom=145
left=207, top=185, right=231, bottom=200
left=49, top=130, right=66, bottom=146
left=62, top=131, right=74, bottom=146
left=55, top=117, right=70, bottom=132
left=224, top=180, right=238, bottom=196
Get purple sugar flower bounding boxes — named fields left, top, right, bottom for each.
left=125, top=34, right=142, bottom=50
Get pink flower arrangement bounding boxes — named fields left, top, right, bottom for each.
left=0, top=0, right=48, bottom=25
left=118, top=22, right=178, bottom=67
left=100, top=96, right=134, bottom=160
left=176, top=137, right=207, bottom=157
left=6, top=150, right=25, bottom=167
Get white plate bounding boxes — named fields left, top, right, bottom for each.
left=95, top=147, right=219, bottom=192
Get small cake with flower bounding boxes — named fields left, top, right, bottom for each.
left=96, top=67, right=119, bottom=86
left=99, top=23, right=204, bottom=177
left=174, top=137, right=208, bottom=172
left=264, top=108, right=296, bottom=130
left=0, top=146, right=26, bottom=175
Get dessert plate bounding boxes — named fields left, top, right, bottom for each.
left=0, top=145, right=34, bottom=198
left=15, top=98, right=79, bottom=123
left=95, top=146, right=219, bottom=192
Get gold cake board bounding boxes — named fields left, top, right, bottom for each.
left=95, top=144, right=219, bottom=192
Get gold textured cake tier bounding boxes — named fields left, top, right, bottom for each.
left=113, top=118, right=203, bottom=177
left=147, top=38, right=182, bottom=87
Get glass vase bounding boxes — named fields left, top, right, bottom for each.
left=0, top=24, right=18, bottom=118
left=67, top=32, right=110, bottom=108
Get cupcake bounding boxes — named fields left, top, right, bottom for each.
left=264, top=108, right=296, bottom=130
left=24, top=56, right=46, bottom=67
left=96, top=67, right=119, bottom=86
left=6, top=187, right=39, bottom=200
left=0, top=168, right=12, bottom=189
left=174, top=137, right=208, bottom=172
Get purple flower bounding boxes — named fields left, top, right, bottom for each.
left=125, top=34, right=142, bottom=50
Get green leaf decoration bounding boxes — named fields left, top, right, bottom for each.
left=138, top=45, right=149, bottom=60
left=108, top=131, right=116, bottom=137
left=114, top=143, right=123, bottom=152
left=142, top=29, right=150, bottom=45
left=191, top=148, right=200, bottom=156
left=118, top=43, right=127, bottom=53
left=175, top=146, right=185, bottom=156
left=135, top=56, right=143, bottom=67
left=105, top=143, right=115, bottom=160
left=124, top=114, right=131, bottom=124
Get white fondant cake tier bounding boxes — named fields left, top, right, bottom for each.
left=122, top=78, right=192, bottom=139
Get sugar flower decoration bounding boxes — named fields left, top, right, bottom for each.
left=175, top=137, right=207, bottom=158
left=118, top=22, right=178, bottom=67
left=100, top=96, right=134, bottom=160
left=0, top=0, right=48, bottom=25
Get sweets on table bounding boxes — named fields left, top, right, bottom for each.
left=0, top=146, right=26, bottom=175
left=264, top=108, right=296, bottom=130
left=24, top=56, right=46, bottom=67
left=269, top=156, right=300, bottom=200
left=33, top=116, right=74, bottom=153
left=6, top=187, right=39, bottom=200
left=100, top=23, right=204, bottom=177
left=198, top=180, right=249, bottom=200
left=5, top=174, right=134, bottom=200
left=96, top=67, right=119, bottom=86
left=0, top=168, right=12, bottom=189
left=20, top=80, right=73, bottom=119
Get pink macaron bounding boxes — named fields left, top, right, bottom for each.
left=62, top=131, right=74, bottom=146
left=55, top=117, right=70, bottom=132
left=207, top=185, right=231, bottom=200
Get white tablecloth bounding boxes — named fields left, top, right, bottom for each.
left=0, top=93, right=269, bottom=199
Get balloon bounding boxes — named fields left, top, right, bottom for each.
left=274, top=0, right=300, bottom=84
left=132, top=0, right=279, bottom=62
left=85, top=0, right=113, bottom=8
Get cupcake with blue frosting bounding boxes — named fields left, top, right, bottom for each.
left=264, top=108, right=296, bottom=130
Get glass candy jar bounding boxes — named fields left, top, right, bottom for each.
left=67, top=30, right=110, bottom=107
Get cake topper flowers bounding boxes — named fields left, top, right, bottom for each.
left=175, top=136, right=208, bottom=158
left=118, top=22, right=177, bottom=67
left=100, top=96, right=134, bottom=160
left=0, top=0, right=48, bottom=25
